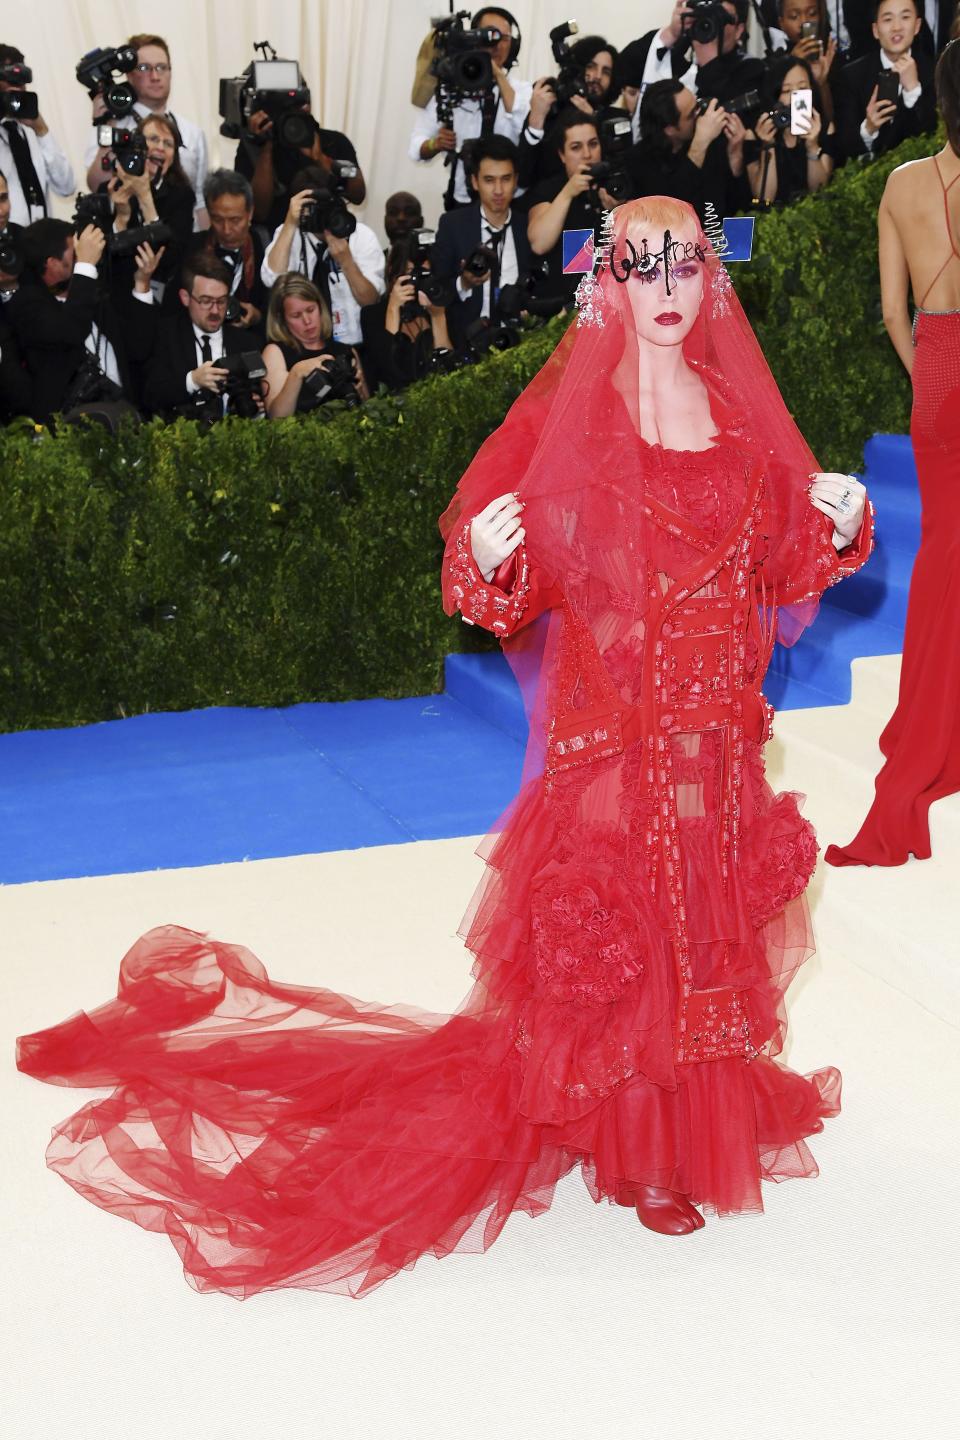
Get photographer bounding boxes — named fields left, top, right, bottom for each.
left=0, top=44, right=75, bottom=225
left=748, top=54, right=836, bottom=203
left=625, top=80, right=749, bottom=220
left=432, top=133, right=532, bottom=348
left=771, top=2, right=839, bottom=120
left=143, top=252, right=263, bottom=419
left=83, top=34, right=208, bottom=229
left=6, top=217, right=160, bottom=422
left=167, top=171, right=269, bottom=334
left=98, top=113, right=195, bottom=293
left=0, top=179, right=30, bottom=414
left=384, top=191, right=425, bottom=248
left=408, top=9, right=533, bottom=210
left=361, top=233, right=455, bottom=391
left=236, top=106, right=365, bottom=233
left=525, top=112, right=622, bottom=301
left=616, top=3, right=699, bottom=142
left=691, top=1, right=767, bottom=106
left=834, top=0, right=936, bottom=158
left=263, top=274, right=366, bottom=417
left=261, top=168, right=385, bottom=349
left=517, top=35, right=624, bottom=190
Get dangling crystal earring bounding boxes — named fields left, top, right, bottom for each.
left=711, top=262, right=733, bottom=320
left=575, top=209, right=618, bottom=329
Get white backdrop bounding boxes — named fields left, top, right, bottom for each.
left=8, top=1, right=671, bottom=240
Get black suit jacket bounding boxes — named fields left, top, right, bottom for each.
left=0, top=304, right=32, bottom=420
left=432, top=204, right=534, bottom=347
left=161, top=227, right=270, bottom=329
left=143, top=313, right=252, bottom=416
left=616, top=31, right=693, bottom=89
left=834, top=50, right=937, bottom=161
left=6, top=270, right=155, bottom=423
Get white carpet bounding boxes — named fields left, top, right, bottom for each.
left=4, top=654, right=959, bottom=1440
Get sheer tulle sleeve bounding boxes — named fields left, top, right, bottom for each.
left=441, top=528, right=563, bottom=637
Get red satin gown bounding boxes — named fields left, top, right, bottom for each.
left=827, top=156, right=960, bottom=866
left=15, top=399, right=871, bottom=1299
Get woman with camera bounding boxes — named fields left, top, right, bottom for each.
left=262, top=273, right=367, bottom=418
left=103, top=113, right=195, bottom=288
left=747, top=54, right=836, bottom=206
left=360, top=233, right=455, bottom=391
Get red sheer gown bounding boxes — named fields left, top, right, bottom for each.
left=16, top=204, right=873, bottom=1299
left=827, top=155, right=960, bottom=866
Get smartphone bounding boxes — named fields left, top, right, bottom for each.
left=876, top=70, right=901, bottom=107
left=790, top=88, right=813, bottom=136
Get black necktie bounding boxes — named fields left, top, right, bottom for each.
left=200, top=334, right=212, bottom=364
left=480, top=87, right=498, bottom=135
left=484, top=223, right=505, bottom=297
left=3, top=120, right=45, bottom=215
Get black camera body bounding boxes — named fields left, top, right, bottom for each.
left=301, top=350, right=359, bottom=410
left=594, top=115, right=633, bottom=202
left=398, top=227, right=456, bottom=322
left=682, top=0, right=738, bottom=46
left=0, top=230, right=24, bottom=277
left=73, top=191, right=115, bottom=235
left=300, top=162, right=359, bottom=240
left=543, top=20, right=590, bottom=108
left=109, top=220, right=172, bottom=260
left=76, top=45, right=138, bottom=120
left=0, top=89, right=39, bottom=122
left=218, top=52, right=310, bottom=140
left=430, top=12, right=497, bottom=98
left=97, top=123, right=147, bottom=176
left=178, top=350, right=266, bottom=422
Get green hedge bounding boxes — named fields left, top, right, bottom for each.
left=0, top=131, right=942, bottom=732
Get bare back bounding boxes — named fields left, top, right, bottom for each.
left=882, top=151, right=960, bottom=313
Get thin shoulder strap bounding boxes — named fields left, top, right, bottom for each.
left=919, top=157, right=960, bottom=309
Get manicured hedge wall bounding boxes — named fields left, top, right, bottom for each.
left=0, top=130, right=942, bottom=732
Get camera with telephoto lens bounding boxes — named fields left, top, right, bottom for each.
left=681, top=0, right=737, bottom=46
left=300, top=351, right=360, bottom=410
left=218, top=42, right=310, bottom=140
left=75, top=46, right=138, bottom=120
left=299, top=162, right=358, bottom=239
left=0, top=231, right=24, bottom=277
left=430, top=11, right=499, bottom=102
left=0, top=64, right=39, bottom=122
left=700, top=88, right=763, bottom=119
left=73, top=191, right=114, bottom=236
left=97, top=124, right=147, bottom=176
left=108, top=220, right=172, bottom=260
left=496, top=258, right=566, bottom=321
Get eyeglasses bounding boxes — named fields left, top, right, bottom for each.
left=135, top=62, right=171, bottom=75
left=190, top=294, right=228, bottom=309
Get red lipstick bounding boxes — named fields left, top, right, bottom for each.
left=655, top=311, right=682, bottom=326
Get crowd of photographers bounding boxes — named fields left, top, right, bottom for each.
left=0, top=2, right=955, bottom=427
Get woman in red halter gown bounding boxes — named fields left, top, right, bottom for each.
left=827, top=43, right=960, bottom=868
left=16, top=198, right=872, bottom=1299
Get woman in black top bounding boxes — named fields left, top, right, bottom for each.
left=360, top=232, right=455, bottom=391
left=103, top=112, right=195, bottom=288
left=262, top=274, right=367, bottom=418
left=748, top=54, right=837, bottom=207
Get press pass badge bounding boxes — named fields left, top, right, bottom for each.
left=562, top=228, right=596, bottom=275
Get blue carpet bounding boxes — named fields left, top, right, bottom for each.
left=0, top=434, right=918, bottom=886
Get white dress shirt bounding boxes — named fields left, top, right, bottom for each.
left=408, top=82, right=533, bottom=205
left=456, top=207, right=519, bottom=318
left=261, top=220, right=386, bottom=345
left=84, top=104, right=209, bottom=227
left=631, top=32, right=698, bottom=141
left=185, top=321, right=225, bottom=394
left=860, top=49, right=922, bottom=152
left=0, top=122, right=75, bottom=226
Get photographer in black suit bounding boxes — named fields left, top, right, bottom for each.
left=834, top=0, right=937, bottom=158
left=144, top=251, right=262, bottom=418
left=625, top=79, right=748, bottom=223
left=525, top=112, right=619, bottom=302
left=692, top=0, right=767, bottom=105
left=431, top=134, right=533, bottom=348
left=165, top=170, right=269, bottom=337
left=7, top=216, right=159, bottom=422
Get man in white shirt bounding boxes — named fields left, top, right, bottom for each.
left=0, top=45, right=75, bottom=225
left=83, top=33, right=209, bottom=229
left=261, top=180, right=385, bottom=347
left=409, top=8, right=533, bottom=209
left=835, top=0, right=937, bottom=157
left=615, top=3, right=699, bottom=142
left=431, top=134, right=533, bottom=348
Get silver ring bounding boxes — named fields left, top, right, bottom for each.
left=837, top=495, right=852, bottom=515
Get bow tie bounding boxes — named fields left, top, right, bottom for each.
left=215, top=245, right=239, bottom=269
left=656, top=45, right=669, bottom=62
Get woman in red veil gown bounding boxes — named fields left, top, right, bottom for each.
left=16, top=198, right=872, bottom=1299
left=826, top=43, right=960, bottom=868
